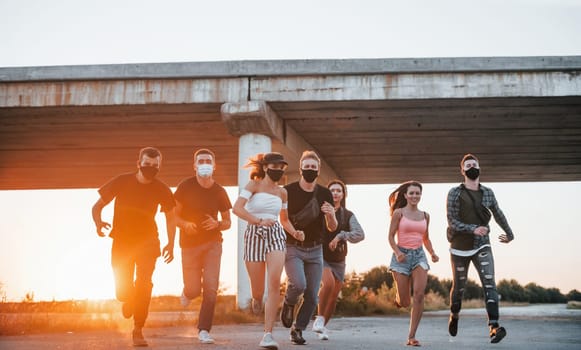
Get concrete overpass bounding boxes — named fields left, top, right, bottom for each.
left=1, top=56, right=581, bottom=190
left=2, top=56, right=581, bottom=308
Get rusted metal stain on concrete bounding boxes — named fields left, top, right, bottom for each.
left=251, top=72, right=581, bottom=102
left=0, top=78, right=248, bottom=107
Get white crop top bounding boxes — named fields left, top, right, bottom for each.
left=240, top=190, right=286, bottom=221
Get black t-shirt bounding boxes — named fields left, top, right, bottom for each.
left=98, top=172, right=175, bottom=243
left=452, top=188, right=486, bottom=250
left=460, top=189, right=484, bottom=226
left=174, top=177, right=232, bottom=248
left=284, top=182, right=334, bottom=244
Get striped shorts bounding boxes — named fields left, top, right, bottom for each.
left=243, top=222, right=286, bottom=262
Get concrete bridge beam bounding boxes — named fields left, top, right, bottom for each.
left=251, top=71, right=581, bottom=102
left=221, top=100, right=339, bottom=183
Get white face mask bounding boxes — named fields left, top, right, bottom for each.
left=197, top=164, right=214, bottom=177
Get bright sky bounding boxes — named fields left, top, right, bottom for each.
left=1, top=0, right=581, bottom=301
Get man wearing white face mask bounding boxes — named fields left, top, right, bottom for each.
left=174, top=148, right=232, bottom=344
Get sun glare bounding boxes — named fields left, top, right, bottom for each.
left=1, top=183, right=581, bottom=302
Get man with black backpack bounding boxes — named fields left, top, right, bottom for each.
left=446, top=153, right=515, bottom=344
left=280, top=150, right=337, bottom=345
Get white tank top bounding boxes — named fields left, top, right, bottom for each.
left=245, top=192, right=283, bottom=221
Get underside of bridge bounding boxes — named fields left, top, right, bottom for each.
left=1, top=57, right=581, bottom=189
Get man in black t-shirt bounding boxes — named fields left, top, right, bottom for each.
left=174, top=148, right=232, bottom=344
left=92, top=147, right=176, bottom=347
left=280, top=150, right=337, bottom=345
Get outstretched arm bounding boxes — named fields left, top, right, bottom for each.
left=488, top=190, right=514, bottom=243
left=322, top=201, right=338, bottom=232
left=279, top=188, right=305, bottom=241
left=175, top=200, right=198, bottom=235
left=161, top=208, right=176, bottom=263
left=336, top=213, right=365, bottom=243
left=422, top=213, right=439, bottom=262
left=91, top=198, right=110, bottom=237
left=388, top=210, right=405, bottom=262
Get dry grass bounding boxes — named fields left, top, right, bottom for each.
left=423, top=292, right=448, bottom=311
left=0, top=295, right=259, bottom=336
left=335, top=283, right=451, bottom=316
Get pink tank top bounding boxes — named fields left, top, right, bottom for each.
left=397, top=215, right=427, bottom=249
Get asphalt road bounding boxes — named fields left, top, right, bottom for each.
left=1, top=305, right=580, bottom=350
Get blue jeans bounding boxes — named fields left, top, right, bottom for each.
left=450, top=246, right=499, bottom=325
left=284, top=244, right=323, bottom=330
left=181, top=241, right=222, bottom=332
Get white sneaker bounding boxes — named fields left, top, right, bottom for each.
left=259, top=332, right=279, bottom=349
left=312, top=315, right=325, bottom=333
left=180, top=291, right=190, bottom=308
left=198, top=330, right=214, bottom=344
left=317, top=327, right=329, bottom=340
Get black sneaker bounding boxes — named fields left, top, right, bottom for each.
left=280, top=302, right=295, bottom=328
left=490, top=325, right=507, bottom=344
left=290, top=327, right=306, bottom=345
left=132, top=328, right=148, bottom=347
left=448, top=314, right=459, bottom=336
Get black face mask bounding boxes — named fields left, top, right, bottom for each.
left=140, top=166, right=159, bottom=180
left=465, top=167, right=480, bottom=180
left=266, top=169, right=284, bottom=182
left=301, top=169, right=318, bottom=183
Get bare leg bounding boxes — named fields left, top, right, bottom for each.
left=318, top=268, right=334, bottom=320
left=408, top=267, right=428, bottom=342
left=321, top=270, right=342, bottom=325
left=264, top=250, right=285, bottom=333
left=392, top=271, right=411, bottom=308
left=245, top=261, right=265, bottom=303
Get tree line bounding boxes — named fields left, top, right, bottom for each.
left=349, top=265, right=581, bottom=304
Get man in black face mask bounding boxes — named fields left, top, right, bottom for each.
left=92, top=147, right=176, bottom=347
left=280, top=150, right=337, bottom=345
left=446, top=153, right=514, bottom=344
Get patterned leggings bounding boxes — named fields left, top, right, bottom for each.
left=450, top=246, right=499, bottom=325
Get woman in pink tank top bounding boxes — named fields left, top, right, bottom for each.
left=387, top=181, right=439, bottom=347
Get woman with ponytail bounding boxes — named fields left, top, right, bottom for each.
left=232, top=152, right=304, bottom=349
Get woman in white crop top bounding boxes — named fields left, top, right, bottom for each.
left=387, top=181, right=439, bottom=347
left=233, top=152, right=304, bottom=350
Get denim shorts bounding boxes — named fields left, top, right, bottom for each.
left=323, top=259, right=346, bottom=282
left=389, top=246, right=430, bottom=276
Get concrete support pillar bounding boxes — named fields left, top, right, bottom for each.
left=235, top=134, right=271, bottom=309
left=221, top=101, right=281, bottom=309
left=221, top=100, right=338, bottom=309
